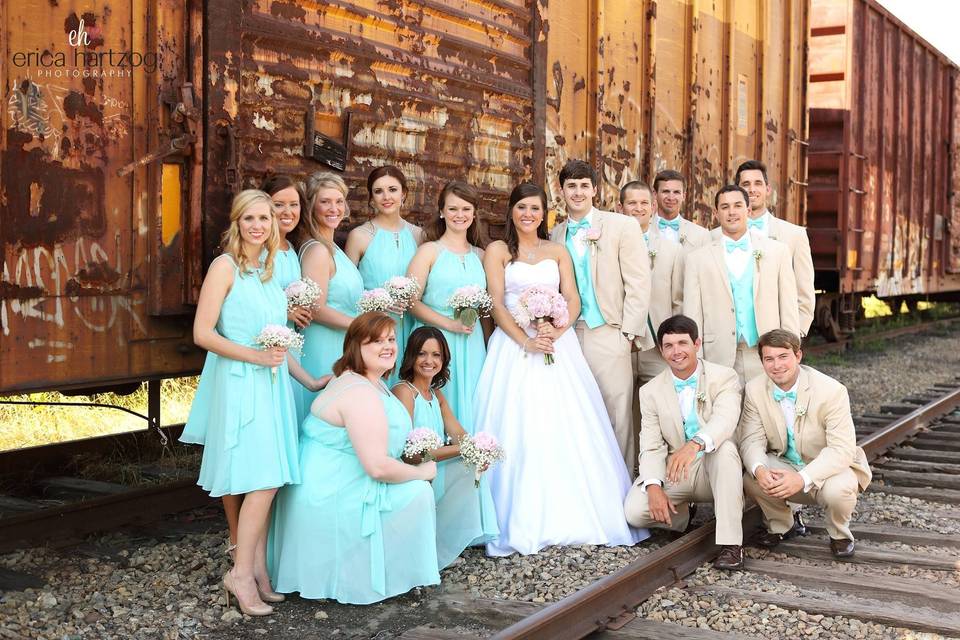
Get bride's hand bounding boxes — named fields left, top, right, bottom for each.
left=524, top=335, right=555, bottom=354
left=536, top=321, right=558, bottom=340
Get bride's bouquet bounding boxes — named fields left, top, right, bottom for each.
left=383, top=276, right=421, bottom=317
left=284, top=277, right=322, bottom=311
left=460, top=432, right=505, bottom=487
left=403, top=428, right=444, bottom=461
left=357, top=288, right=394, bottom=314
left=510, top=286, right=570, bottom=364
left=446, top=285, right=493, bottom=328
left=254, top=324, right=304, bottom=382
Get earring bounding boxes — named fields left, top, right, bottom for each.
left=440, top=214, right=444, bottom=219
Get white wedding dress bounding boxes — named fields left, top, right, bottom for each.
left=474, top=259, right=649, bottom=556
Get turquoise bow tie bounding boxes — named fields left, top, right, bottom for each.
left=725, top=237, right=749, bottom=253
left=567, top=219, right=590, bottom=235
left=658, top=217, right=680, bottom=232
left=643, top=231, right=650, bottom=245
left=773, top=388, right=797, bottom=402
left=747, top=217, right=765, bottom=230
left=673, top=376, right=697, bottom=392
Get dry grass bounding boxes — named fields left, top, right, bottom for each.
left=0, top=377, right=197, bottom=452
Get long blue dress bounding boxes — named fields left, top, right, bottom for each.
left=179, top=254, right=301, bottom=497
left=357, top=221, right=418, bottom=387
left=267, top=373, right=440, bottom=604
left=395, top=381, right=498, bottom=568
left=298, top=239, right=364, bottom=417
left=414, top=244, right=487, bottom=432
left=274, top=244, right=308, bottom=423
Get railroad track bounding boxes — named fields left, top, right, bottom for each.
left=401, top=378, right=960, bottom=640
left=804, top=315, right=960, bottom=356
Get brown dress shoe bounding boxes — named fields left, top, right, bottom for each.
left=713, top=545, right=744, bottom=570
left=753, top=530, right=784, bottom=548
left=830, top=538, right=855, bottom=558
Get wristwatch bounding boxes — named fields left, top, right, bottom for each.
left=691, top=435, right=706, bottom=452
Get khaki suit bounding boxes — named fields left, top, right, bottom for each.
left=738, top=366, right=872, bottom=541
left=551, top=209, right=651, bottom=470
left=683, top=233, right=799, bottom=384
left=711, top=217, right=815, bottom=335
left=624, top=361, right=744, bottom=545
left=647, top=217, right=711, bottom=254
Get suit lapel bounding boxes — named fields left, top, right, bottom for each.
left=765, top=377, right=789, bottom=451
left=794, top=367, right=811, bottom=449
left=659, top=374, right=685, bottom=444
left=767, top=215, right=781, bottom=242
left=752, top=233, right=762, bottom=307
left=693, top=361, right=707, bottom=424
left=709, top=243, right=734, bottom=304
left=589, top=209, right=603, bottom=291
left=553, top=220, right=567, bottom=245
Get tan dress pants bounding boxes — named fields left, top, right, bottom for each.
left=743, top=454, right=860, bottom=541
left=734, top=340, right=764, bottom=386
left=623, top=441, right=744, bottom=545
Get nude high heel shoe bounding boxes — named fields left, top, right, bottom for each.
left=223, top=571, right=273, bottom=616
left=257, top=583, right=285, bottom=603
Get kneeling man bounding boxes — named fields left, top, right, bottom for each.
left=624, top=315, right=745, bottom=569
left=739, top=329, right=872, bottom=558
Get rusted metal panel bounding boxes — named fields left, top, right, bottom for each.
left=1, top=1, right=203, bottom=395
left=544, top=0, right=806, bottom=226
left=808, top=0, right=960, bottom=298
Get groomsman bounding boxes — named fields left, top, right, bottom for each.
left=550, top=160, right=652, bottom=470
left=739, top=329, right=872, bottom=558
left=733, top=160, right=816, bottom=336
left=650, top=170, right=711, bottom=252
left=617, top=181, right=684, bottom=384
left=623, top=315, right=745, bottom=569
left=684, top=185, right=799, bottom=385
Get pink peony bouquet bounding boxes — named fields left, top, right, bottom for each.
left=357, top=288, right=394, bottom=314
left=254, top=324, right=304, bottom=382
left=447, top=285, right=494, bottom=328
left=459, top=432, right=505, bottom=487
left=383, top=276, right=421, bottom=316
left=284, top=277, right=323, bottom=311
left=403, top=427, right=444, bottom=461
left=510, top=286, right=570, bottom=364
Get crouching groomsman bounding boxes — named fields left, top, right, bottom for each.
left=624, top=315, right=745, bottom=569
left=739, top=329, right=872, bottom=558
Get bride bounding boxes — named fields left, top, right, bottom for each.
left=475, top=182, right=648, bottom=556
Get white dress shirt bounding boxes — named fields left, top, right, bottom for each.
left=566, top=209, right=595, bottom=259
left=751, top=378, right=813, bottom=492
left=747, top=210, right=772, bottom=237
left=722, top=233, right=752, bottom=280
left=653, top=214, right=681, bottom=244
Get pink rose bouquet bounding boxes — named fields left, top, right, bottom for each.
left=284, top=277, right=322, bottom=310
left=254, top=324, right=304, bottom=382
left=403, top=427, right=444, bottom=461
left=357, top=288, right=394, bottom=314
left=510, top=286, right=570, bottom=364
left=459, top=432, right=505, bottom=487
left=447, top=285, right=494, bottom=328
left=383, top=276, right=421, bottom=316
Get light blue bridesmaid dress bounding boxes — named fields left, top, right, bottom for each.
left=414, top=244, right=487, bottom=432
left=179, top=254, right=300, bottom=496
left=267, top=373, right=440, bottom=604
left=396, top=381, right=498, bottom=568
left=357, top=221, right=418, bottom=386
left=298, top=239, right=364, bottom=417
left=273, top=245, right=308, bottom=422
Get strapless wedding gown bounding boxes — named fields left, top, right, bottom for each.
left=473, top=259, right=649, bottom=556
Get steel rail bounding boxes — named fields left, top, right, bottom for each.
left=491, top=382, right=960, bottom=640
left=805, top=316, right=960, bottom=356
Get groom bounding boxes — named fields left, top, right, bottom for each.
left=550, top=159, right=652, bottom=471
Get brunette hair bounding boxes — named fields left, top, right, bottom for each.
left=757, top=329, right=802, bottom=358
left=219, top=189, right=278, bottom=282
left=653, top=169, right=685, bottom=192
left=735, top=159, right=769, bottom=186
left=714, top=184, right=750, bottom=209
left=424, top=180, right=481, bottom=246
left=558, top=159, right=597, bottom=187
left=503, top=182, right=549, bottom=262
left=260, top=175, right=307, bottom=249
left=332, top=312, right=398, bottom=377
left=619, top=180, right=652, bottom=204
left=398, top=326, right=452, bottom=389
left=366, top=165, right=408, bottom=207
left=656, top=314, right=700, bottom=347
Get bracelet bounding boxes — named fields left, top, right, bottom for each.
left=521, top=337, right=532, bottom=357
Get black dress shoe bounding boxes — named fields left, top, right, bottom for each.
left=830, top=538, right=855, bottom=558
left=713, top=545, right=744, bottom=570
left=683, top=503, right=699, bottom=533
left=753, top=529, right=784, bottom=548
left=784, top=510, right=808, bottom=539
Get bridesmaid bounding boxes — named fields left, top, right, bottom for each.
left=268, top=312, right=440, bottom=604
left=406, top=180, right=488, bottom=431
left=180, top=190, right=326, bottom=616
left=297, top=172, right=364, bottom=412
left=345, top=165, right=423, bottom=386
left=392, top=327, right=498, bottom=568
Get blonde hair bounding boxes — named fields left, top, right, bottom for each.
left=301, top=171, right=350, bottom=255
left=220, top=189, right=279, bottom=281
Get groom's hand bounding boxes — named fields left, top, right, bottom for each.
left=647, top=484, right=677, bottom=525
left=666, top=440, right=701, bottom=484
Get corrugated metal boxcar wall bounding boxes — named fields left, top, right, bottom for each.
left=543, top=0, right=807, bottom=226
left=203, top=0, right=538, bottom=251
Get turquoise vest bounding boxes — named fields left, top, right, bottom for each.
left=729, top=260, right=759, bottom=347
left=565, top=228, right=605, bottom=329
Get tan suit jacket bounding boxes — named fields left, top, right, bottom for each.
left=683, top=233, right=800, bottom=369
left=637, top=360, right=742, bottom=483
left=711, top=216, right=815, bottom=335
left=647, top=217, right=711, bottom=254
left=738, top=365, right=872, bottom=490
left=646, top=233, right=684, bottom=340
left=550, top=208, right=652, bottom=340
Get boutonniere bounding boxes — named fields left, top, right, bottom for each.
left=679, top=234, right=687, bottom=244
left=696, top=391, right=706, bottom=404
left=648, top=248, right=657, bottom=262
left=795, top=405, right=807, bottom=418
left=753, top=249, right=763, bottom=264
left=585, top=227, right=601, bottom=255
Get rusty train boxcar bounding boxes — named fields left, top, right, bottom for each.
left=1, top=0, right=807, bottom=396
left=808, top=0, right=960, bottom=333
